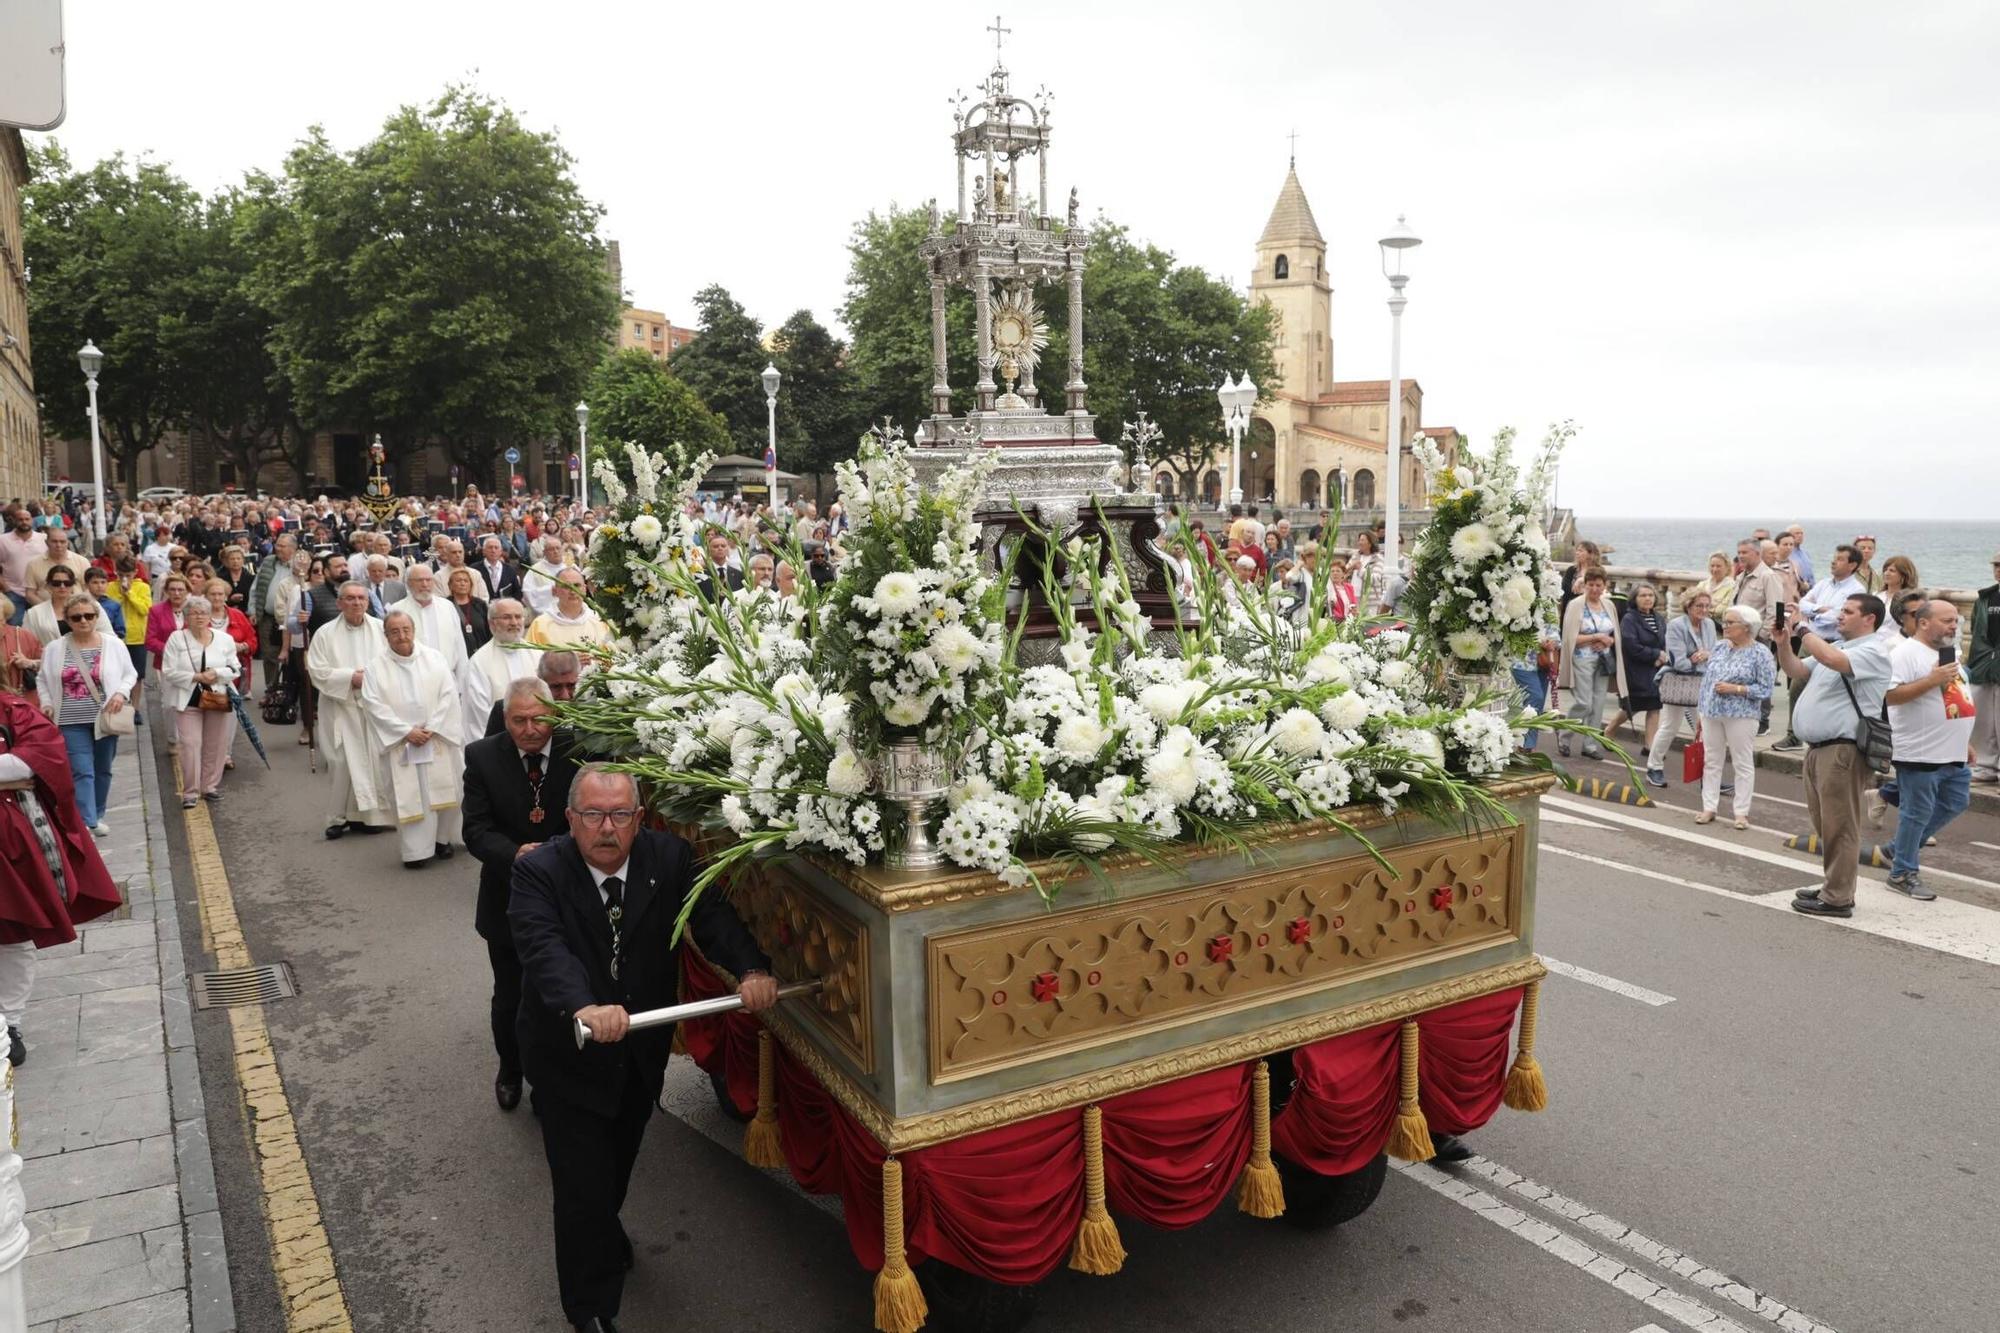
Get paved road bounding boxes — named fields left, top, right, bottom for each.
left=166, top=725, right=2000, bottom=1333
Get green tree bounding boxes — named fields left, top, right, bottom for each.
left=22, top=142, right=203, bottom=484
left=254, top=86, right=619, bottom=482
left=841, top=204, right=977, bottom=432
left=584, top=348, right=731, bottom=478
left=666, top=285, right=774, bottom=455
left=768, top=309, right=863, bottom=478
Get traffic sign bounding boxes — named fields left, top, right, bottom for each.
left=511, top=474, right=526, bottom=491
left=503, top=447, right=521, bottom=465
left=567, top=453, right=581, bottom=475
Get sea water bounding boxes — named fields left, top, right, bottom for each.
left=1576, top=517, right=1996, bottom=592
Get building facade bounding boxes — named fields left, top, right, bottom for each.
left=1159, top=163, right=1456, bottom=514
left=0, top=128, right=42, bottom=500
left=617, top=306, right=696, bottom=362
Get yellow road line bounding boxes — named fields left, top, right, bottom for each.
left=184, top=802, right=355, bottom=1333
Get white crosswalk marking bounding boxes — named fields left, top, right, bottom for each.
left=1541, top=956, right=1676, bottom=1006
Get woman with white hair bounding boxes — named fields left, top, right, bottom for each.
left=1696, top=603, right=1776, bottom=828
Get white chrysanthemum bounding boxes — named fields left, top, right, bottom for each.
left=928, top=622, right=982, bottom=675
left=628, top=513, right=664, bottom=547
left=871, top=572, right=922, bottom=619
left=884, top=693, right=933, bottom=727
left=1271, top=707, right=1328, bottom=758
left=826, top=748, right=870, bottom=795
left=1447, top=629, right=1492, bottom=660
left=1320, top=690, right=1370, bottom=732
left=1449, top=523, right=1500, bottom=566
left=1492, top=573, right=1537, bottom=626
left=1052, top=713, right=1108, bottom=762
left=1138, top=681, right=1195, bottom=724
left=1303, top=650, right=1354, bottom=688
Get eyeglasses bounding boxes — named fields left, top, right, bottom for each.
left=67, top=612, right=98, bottom=622
left=573, top=808, right=639, bottom=827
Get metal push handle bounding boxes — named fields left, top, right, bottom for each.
left=572, top=979, right=823, bottom=1049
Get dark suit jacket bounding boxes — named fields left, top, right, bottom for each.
left=509, top=830, right=770, bottom=1116
left=476, top=560, right=524, bottom=601
left=695, top=568, right=745, bottom=601
left=461, top=730, right=579, bottom=941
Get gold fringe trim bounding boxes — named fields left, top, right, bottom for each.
left=874, top=1156, right=928, bottom=1333
left=1385, top=1021, right=1435, bottom=1161
left=1503, top=978, right=1549, bottom=1112
left=1069, top=1104, right=1127, bottom=1274
left=742, top=1029, right=785, bottom=1168
left=1235, top=1060, right=1286, bottom=1218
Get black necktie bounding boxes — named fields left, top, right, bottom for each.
left=602, top=875, right=624, bottom=979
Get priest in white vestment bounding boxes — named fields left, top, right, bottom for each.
left=390, top=564, right=469, bottom=683
left=462, top=597, right=537, bottom=738
left=304, top=582, right=391, bottom=837
left=361, top=611, right=465, bottom=867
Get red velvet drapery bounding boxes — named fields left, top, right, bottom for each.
left=681, top=950, right=1525, bottom=1284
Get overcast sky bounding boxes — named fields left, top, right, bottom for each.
left=31, top=0, right=2000, bottom=518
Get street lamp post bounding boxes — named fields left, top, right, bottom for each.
left=1217, top=373, right=1257, bottom=510
left=574, top=401, right=589, bottom=510
left=1378, top=214, right=1422, bottom=569
left=77, top=340, right=107, bottom=541
left=760, top=363, right=782, bottom=510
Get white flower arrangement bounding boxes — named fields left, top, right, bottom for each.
left=566, top=434, right=1571, bottom=928
left=1404, top=422, right=1574, bottom=679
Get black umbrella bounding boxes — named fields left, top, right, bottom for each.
left=226, top=685, right=272, bottom=769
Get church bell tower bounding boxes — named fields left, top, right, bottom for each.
left=1251, top=160, right=1333, bottom=401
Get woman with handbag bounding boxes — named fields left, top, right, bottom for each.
left=1611, top=583, right=1670, bottom=784
left=1655, top=590, right=1720, bottom=790
left=36, top=591, right=137, bottom=836
left=162, top=596, right=239, bottom=809
left=1697, top=604, right=1776, bottom=829
left=1557, top=568, right=1624, bottom=759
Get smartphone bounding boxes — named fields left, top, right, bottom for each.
left=1939, top=643, right=1957, bottom=667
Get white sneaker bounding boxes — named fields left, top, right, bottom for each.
left=90, top=822, right=109, bottom=837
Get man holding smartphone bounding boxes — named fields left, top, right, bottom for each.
left=1882, top=600, right=1975, bottom=899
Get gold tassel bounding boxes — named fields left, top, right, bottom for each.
left=1503, top=980, right=1549, bottom=1112
left=1070, top=1105, right=1127, bottom=1273
left=1385, top=1021, right=1436, bottom=1161
left=1235, top=1061, right=1286, bottom=1218
left=874, top=1156, right=929, bottom=1333
left=742, top=1029, right=785, bottom=1168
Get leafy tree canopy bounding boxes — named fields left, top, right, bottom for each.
left=584, top=348, right=731, bottom=480
left=666, top=285, right=778, bottom=457
left=768, top=309, right=864, bottom=478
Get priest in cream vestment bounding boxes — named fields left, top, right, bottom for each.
left=303, top=583, right=391, bottom=836
left=362, top=611, right=465, bottom=867
left=461, top=597, right=537, bottom=738
left=390, top=564, right=469, bottom=685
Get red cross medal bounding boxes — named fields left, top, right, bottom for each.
left=528, top=807, right=545, bottom=823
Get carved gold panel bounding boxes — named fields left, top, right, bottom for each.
left=730, top=866, right=874, bottom=1074
left=925, top=826, right=1522, bottom=1082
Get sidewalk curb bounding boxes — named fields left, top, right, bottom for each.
left=138, top=720, right=238, bottom=1333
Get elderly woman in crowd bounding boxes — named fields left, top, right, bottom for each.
left=1557, top=568, right=1623, bottom=760
left=162, top=596, right=240, bottom=808
left=1653, top=588, right=1720, bottom=791
left=38, top=591, right=137, bottom=835
left=218, top=544, right=255, bottom=615
left=1697, top=604, right=1775, bottom=829
left=446, top=567, right=490, bottom=656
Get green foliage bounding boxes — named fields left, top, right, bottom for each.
left=252, top=86, right=619, bottom=478
left=666, top=285, right=776, bottom=456
left=22, top=142, right=204, bottom=475
left=584, top=349, right=730, bottom=479
left=841, top=205, right=978, bottom=431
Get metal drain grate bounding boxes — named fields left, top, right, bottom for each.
left=191, top=963, right=298, bottom=1010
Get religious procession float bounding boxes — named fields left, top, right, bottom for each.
left=568, top=38, right=1580, bottom=1333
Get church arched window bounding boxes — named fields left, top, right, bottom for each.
left=1351, top=468, right=1376, bottom=510
left=1273, top=254, right=1289, bottom=280
left=1203, top=470, right=1222, bottom=507
left=1154, top=472, right=1176, bottom=500
left=1299, top=469, right=1320, bottom=510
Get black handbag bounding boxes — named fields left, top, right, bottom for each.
left=1841, top=674, right=1894, bottom=774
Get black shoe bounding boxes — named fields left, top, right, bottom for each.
left=1430, top=1132, right=1474, bottom=1164
left=402, top=857, right=433, bottom=870
left=1792, top=897, right=1853, bottom=918
left=348, top=820, right=390, bottom=835
left=435, top=842, right=453, bottom=860
left=6, top=1025, right=23, bottom=1067
left=1757, top=719, right=1770, bottom=736
left=323, top=823, right=347, bottom=841
left=1794, top=887, right=1820, bottom=900
left=495, top=1070, right=522, bottom=1112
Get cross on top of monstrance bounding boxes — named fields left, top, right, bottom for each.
left=987, top=14, right=1012, bottom=59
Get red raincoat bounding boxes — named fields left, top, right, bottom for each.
left=0, top=693, right=123, bottom=946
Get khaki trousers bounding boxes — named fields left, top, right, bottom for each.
left=1803, top=742, right=1867, bottom=908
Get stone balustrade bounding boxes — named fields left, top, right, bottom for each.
left=1594, top=563, right=1982, bottom=656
